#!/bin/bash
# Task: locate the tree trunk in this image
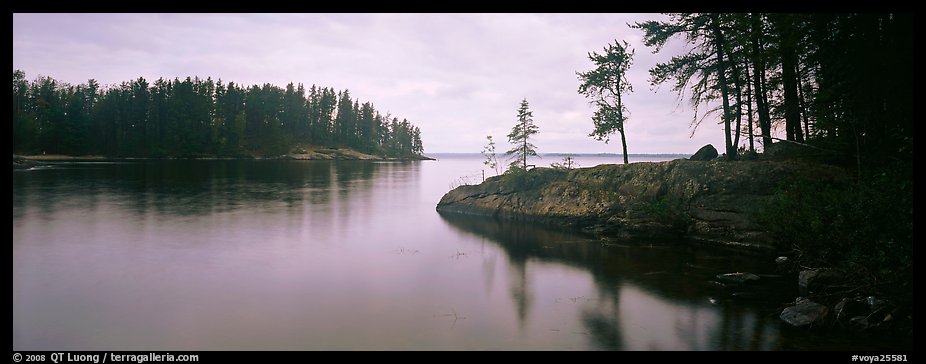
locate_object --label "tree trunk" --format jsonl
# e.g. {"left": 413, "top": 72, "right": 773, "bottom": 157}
{"left": 619, "top": 127, "right": 629, "bottom": 164}
{"left": 730, "top": 54, "right": 743, "bottom": 151}
{"left": 797, "top": 67, "right": 811, "bottom": 139}
{"left": 616, "top": 78, "right": 628, "bottom": 164}
{"left": 711, "top": 14, "right": 736, "bottom": 160}
{"left": 522, "top": 124, "right": 527, "bottom": 170}
{"left": 776, "top": 14, "right": 804, "bottom": 143}
{"left": 750, "top": 13, "right": 773, "bottom": 148}
{"left": 745, "top": 65, "right": 755, "bottom": 152}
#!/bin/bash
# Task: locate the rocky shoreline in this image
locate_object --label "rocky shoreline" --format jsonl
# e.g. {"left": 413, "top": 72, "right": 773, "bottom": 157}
{"left": 437, "top": 158, "right": 846, "bottom": 251}
{"left": 436, "top": 157, "right": 911, "bottom": 335}
{"left": 13, "top": 147, "right": 434, "bottom": 168}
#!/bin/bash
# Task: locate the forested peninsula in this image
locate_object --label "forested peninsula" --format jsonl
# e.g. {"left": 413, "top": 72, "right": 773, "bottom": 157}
{"left": 439, "top": 13, "right": 912, "bottom": 333}
{"left": 12, "top": 71, "right": 427, "bottom": 160}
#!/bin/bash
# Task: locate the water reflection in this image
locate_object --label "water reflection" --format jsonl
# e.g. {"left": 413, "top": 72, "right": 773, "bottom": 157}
{"left": 15, "top": 158, "right": 906, "bottom": 350}
{"left": 439, "top": 212, "right": 782, "bottom": 350}
{"left": 13, "top": 160, "right": 406, "bottom": 219}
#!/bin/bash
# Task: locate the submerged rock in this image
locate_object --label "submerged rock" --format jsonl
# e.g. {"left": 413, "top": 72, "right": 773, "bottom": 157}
{"left": 780, "top": 298, "right": 829, "bottom": 327}
{"left": 716, "top": 272, "right": 761, "bottom": 284}
{"left": 775, "top": 256, "right": 789, "bottom": 264}
{"left": 690, "top": 144, "right": 719, "bottom": 161}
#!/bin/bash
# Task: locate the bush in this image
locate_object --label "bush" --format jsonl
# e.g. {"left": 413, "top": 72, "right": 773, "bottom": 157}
{"left": 500, "top": 167, "right": 564, "bottom": 190}
{"left": 756, "top": 173, "right": 912, "bottom": 295}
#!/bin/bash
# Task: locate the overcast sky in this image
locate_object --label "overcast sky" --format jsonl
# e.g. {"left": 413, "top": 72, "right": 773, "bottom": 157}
{"left": 13, "top": 13, "right": 728, "bottom": 154}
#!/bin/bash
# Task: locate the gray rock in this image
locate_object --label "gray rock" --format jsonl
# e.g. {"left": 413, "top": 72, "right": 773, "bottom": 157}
{"left": 716, "top": 272, "right": 761, "bottom": 284}
{"left": 435, "top": 158, "right": 848, "bottom": 249}
{"left": 798, "top": 269, "right": 842, "bottom": 295}
{"left": 690, "top": 144, "right": 719, "bottom": 161}
{"left": 780, "top": 299, "right": 829, "bottom": 327}
{"left": 764, "top": 142, "right": 807, "bottom": 159}
{"left": 798, "top": 270, "right": 818, "bottom": 292}
{"left": 775, "top": 256, "right": 789, "bottom": 264}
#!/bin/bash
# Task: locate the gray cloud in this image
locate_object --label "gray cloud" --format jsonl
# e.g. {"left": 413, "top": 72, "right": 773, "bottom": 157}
{"left": 13, "top": 13, "right": 725, "bottom": 153}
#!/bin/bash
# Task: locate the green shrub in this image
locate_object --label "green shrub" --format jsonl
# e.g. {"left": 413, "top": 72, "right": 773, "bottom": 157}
{"left": 756, "top": 174, "right": 912, "bottom": 294}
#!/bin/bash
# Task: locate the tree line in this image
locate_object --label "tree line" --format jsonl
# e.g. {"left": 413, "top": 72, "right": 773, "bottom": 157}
{"left": 571, "top": 13, "right": 910, "bottom": 170}
{"left": 12, "top": 71, "right": 425, "bottom": 158}
{"left": 630, "top": 13, "right": 911, "bottom": 169}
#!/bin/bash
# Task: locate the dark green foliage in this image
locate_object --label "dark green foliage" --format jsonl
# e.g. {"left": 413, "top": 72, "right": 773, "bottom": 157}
{"left": 633, "top": 13, "right": 740, "bottom": 159}
{"left": 633, "top": 13, "right": 911, "bottom": 168}
{"left": 500, "top": 167, "right": 565, "bottom": 191}
{"left": 757, "top": 173, "right": 912, "bottom": 294}
{"left": 506, "top": 98, "right": 539, "bottom": 170}
{"left": 633, "top": 14, "right": 912, "bottom": 299}
{"left": 11, "top": 71, "right": 425, "bottom": 158}
{"left": 577, "top": 40, "right": 634, "bottom": 164}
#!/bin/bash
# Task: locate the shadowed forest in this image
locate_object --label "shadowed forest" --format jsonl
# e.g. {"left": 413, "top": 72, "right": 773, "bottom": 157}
{"left": 12, "top": 73, "right": 425, "bottom": 158}
{"left": 632, "top": 13, "right": 910, "bottom": 168}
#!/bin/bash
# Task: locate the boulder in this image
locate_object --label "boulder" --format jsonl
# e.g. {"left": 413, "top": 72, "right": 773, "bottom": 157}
{"left": 764, "top": 142, "right": 806, "bottom": 159}
{"left": 798, "top": 269, "right": 842, "bottom": 295}
{"left": 780, "top": 298, "right": 829, "bottom": 327}
{"left": 689, "top": 144, "right": 719, "bottom": 161}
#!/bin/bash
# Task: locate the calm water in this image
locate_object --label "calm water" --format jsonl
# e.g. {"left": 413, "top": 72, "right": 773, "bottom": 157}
{"left": 12, "top": 155, "right": 902, "bottom": 350}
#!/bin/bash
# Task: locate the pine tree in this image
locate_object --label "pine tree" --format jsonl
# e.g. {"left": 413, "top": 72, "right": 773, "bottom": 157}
{"left": 577, "top": 40, "right": 634, "bottom": 164}
{"left": 506, "top": 98, "right": 539, "bottom": 170}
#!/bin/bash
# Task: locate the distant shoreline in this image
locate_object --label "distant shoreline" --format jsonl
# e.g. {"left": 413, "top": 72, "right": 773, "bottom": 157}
{"left": 427, "top": 152, "right": 691, "bottom": 158}
{"left": 14, "top": 149, "right": 435, "bottom": 166}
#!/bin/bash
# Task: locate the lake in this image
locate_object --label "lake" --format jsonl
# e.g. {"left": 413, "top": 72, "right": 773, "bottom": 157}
{"left": 12, "top": 155, "right": 902, "bottom": 350}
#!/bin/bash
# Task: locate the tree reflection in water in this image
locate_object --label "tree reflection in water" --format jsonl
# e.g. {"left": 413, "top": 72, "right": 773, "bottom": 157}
{"left": 439, "top": 212, "right": 782, "bottom": 350}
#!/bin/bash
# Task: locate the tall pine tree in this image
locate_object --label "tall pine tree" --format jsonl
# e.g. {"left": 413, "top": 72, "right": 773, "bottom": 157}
{"left": 577, "top": 40, "right": 634, "bottom": 164}
{"left": 506, "top": 98, "right": 539, "bottom": 170}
